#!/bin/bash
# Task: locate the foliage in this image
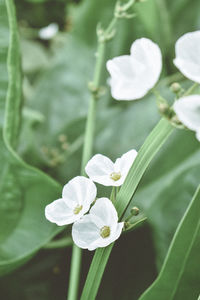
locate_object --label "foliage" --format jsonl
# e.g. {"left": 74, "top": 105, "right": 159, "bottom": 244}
{"left": 0, "top": 0, "right": 200, "bottom": 299}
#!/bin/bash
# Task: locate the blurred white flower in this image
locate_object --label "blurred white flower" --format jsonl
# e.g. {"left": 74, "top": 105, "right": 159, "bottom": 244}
{"left": 72, "top": 198, "right": 124, "bottom": 251}
{"left": 106, "top": 38, "right": 162, "bottom": 100}
{"left": 85, "top": 149, "right": 137, "bottom": 186}
{"left": 174, "top": 31, "right": 200, "bottom": 83}
{"left": 45, "top": 176, "right": 97, "bottom": 226}
{"left": 174, "top": 95, "right": 200, "bottom": 141}
{"left": 39, "top": 23, "right": 58, "bottom": 40}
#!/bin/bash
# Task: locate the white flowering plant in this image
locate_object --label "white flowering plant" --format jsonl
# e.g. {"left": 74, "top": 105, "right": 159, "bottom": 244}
{"left": 1, "top": 0, "right": 200, "bottom": 300}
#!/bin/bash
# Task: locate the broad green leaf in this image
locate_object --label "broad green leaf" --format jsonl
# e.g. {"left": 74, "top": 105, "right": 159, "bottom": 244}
{"left": 0, "top": 0, "right": 62, "bottom": 275}
{"left": 11, "top": 0, "right": 200, "bottom": 297}
{"left": 80, "top": 118, "right": 174, "bottom": 300}
{"left": 138, "top": 184, "right": 200, "bottom": 300}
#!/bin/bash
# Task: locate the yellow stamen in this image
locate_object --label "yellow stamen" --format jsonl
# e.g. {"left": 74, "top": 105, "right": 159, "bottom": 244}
{"left": 73, "top": 205, "right": 83, "bottom": 215}
{"left": 110, "top": 172, "right": 121, "bottom": 181}
{"left": 100, "top": 226, "right": 110, "bottom": 238}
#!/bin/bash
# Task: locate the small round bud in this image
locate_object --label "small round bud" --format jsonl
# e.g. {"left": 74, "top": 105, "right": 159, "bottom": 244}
{"left": 131, "top": 206, "right": 139, "bottom": 216}
{"left": 58, "top": 134, "right": 67, "bottom": 143}
{"left": 170, "top": 82, "right": 181, "bottom": 94}
{"left": 158, "top": 102, "right": 169, "bottom": 114}
{"left": 61, "top": 142, "right": 69, "bottom": 151}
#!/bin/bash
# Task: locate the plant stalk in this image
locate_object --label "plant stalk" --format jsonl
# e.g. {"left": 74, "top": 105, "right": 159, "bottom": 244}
{"left": 67, "top": 38, "right": 106, "bottom": 300}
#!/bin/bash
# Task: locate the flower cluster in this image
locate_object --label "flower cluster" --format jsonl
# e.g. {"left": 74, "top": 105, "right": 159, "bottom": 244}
{"left": 106, "top": 31, "right": 200, "bottom": 142}
{"left": 45, "top": 31, "right": 200, "bottom": 250}
{"left": 45, "top": 150, "right": 137, "bottom": 250}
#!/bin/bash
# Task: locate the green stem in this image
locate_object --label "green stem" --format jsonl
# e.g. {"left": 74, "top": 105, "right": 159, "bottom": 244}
{"left": 80, "top": 42, "right": 106, "bottom": 175}
{"left": 67, "top": 244, "right": 82, "bottom": 300}
{"left": 67, "top": 8, "right": 120, "bottom": 299}
{"left": 44, "top": 237, "right": 73, "bottom": 249}
{"left": 156, "top": 0, "right": 173, "bottom": 49}
{"left": 67, "top": 30, "right": 107, "bottom": 300}
{"left": 183, "top": 82, "right": 199, "bottom": 97}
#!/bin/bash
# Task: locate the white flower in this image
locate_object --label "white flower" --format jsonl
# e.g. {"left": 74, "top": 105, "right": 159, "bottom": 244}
{"left": 85, "top": 149, "right": 137, "bottom": 186}
{"left": 39, "top": 23, "right": 58, "bottom": 40}
{"left": 72, "top": 198, "right": 124, "bottom": 251}
{"left": 174, "top": 95, "right": 200, "bottom": 141}
{"left": 45, "top": 176, "right": 97, "bottom": 226}
{"left": 174, "top": 31, "right": 200, "bottom": 83}
{"left": 106, "top": 38, "right": 162, "bottom": 101}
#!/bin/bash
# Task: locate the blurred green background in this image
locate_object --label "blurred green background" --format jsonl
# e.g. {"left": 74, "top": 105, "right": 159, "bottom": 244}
{"left": 0, "top": 0, "right": 200, "bottom": 299}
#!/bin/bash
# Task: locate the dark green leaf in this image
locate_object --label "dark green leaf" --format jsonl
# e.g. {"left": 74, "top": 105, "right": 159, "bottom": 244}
{"left": 0, "top": 0, "right": 62, "bottom": 275}
{"left": 139, "top": 184, "right": 200, "bottom": 300}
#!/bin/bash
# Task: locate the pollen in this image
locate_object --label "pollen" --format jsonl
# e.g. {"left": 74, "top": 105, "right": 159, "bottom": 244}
{"left": 100, "top": 226, "right": 111, "bottom": 238}
{"left": 110, "top": 172, "right": 121, "bottom": 181}
{"left": 73, "top": 205, "right": 83, "bottom": 215}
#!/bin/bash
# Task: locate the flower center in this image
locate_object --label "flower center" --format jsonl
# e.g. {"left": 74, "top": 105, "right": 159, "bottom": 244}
{"left": 110, "top": 172, "right": 121, "bottom": 181}
{"left": 100, "top": 226, "right": 111, "bottom": 238}
{"left": 73, "top": 205, "right": 83, "bottom": 215}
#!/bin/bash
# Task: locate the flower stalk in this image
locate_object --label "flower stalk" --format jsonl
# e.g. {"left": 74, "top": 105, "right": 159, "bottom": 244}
{"left": 67, "top": 9, "right": 120, "bottom": 300}
{"left": 67, "top": 1, "right": 138, "bottom": 298}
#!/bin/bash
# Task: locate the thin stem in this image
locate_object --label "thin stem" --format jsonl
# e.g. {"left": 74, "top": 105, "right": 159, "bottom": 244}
{"left": 183, "top": 82, "right": 199, "bottom": 97}
{"left": 105, "top": 17, "right": 117, "bottom": 36}
{"left": 44, "top": 237, "right": 73, "bottom": 249}
{"left": 156, "top": 0, "right": 173, "bottom": 49}
{"left": 68, "top": 8, "right": 121, "bottom": 298}
{"left": 67, "top": 244, "right": 82, "bottom": 300}
{"left": 68, "top": 27, "right": 107, "bottom": 300}
{"left": 81, "top": 42, "right": 106, "bottom": 175}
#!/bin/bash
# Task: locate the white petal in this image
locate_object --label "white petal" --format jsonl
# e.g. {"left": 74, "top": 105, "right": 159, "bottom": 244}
{"left": 87, "top": 222, "right": 124, "bottom": 251}
{"left": 174, "top": 95, "right": 200, "bottom": 131}
{"left": 195, "top": 130, "right": 200, "bottom": 141}
{"left": 38, "top": 23, "right": 58, "bottom": 40}
{"left": 106, "top": 38, "right": 162, "bottom": 101}
{"left": 90, "top": 198, "right": 118, "bottom": 228}
{"left": 85, "top": 154, "right": 115, "bottom": 186}
{"left": 62, "top": 176, "right": 97, "bottom": 213}
{"left": 45, "top": 198, "right": 76, "bottom": 226}
{"left": 114, "top": 149, "right": 138, "bottom": 185}
{"left": 130, "top": 38, "right": 162, "bottom": 87}
{"left": 174, "top": 31, "right": 200, "bottom": 83}
{"left": 72, "top": 198, "right": 124, "bottom": 251}
{"left": 72, "top": 215, "right": 100, "bottom": 249}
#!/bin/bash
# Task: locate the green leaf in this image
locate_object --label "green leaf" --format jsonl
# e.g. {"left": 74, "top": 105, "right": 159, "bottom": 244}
{"left": 116, "top": 118, "right": 173, "bottom": 218}
{"left": 131, "top": 135, "right": 200, "bottom": 270}
{"left": 3, "top": 0, "right": 22, "bottom": 148}
{"left": 80, "top": 118, "right": 174, "bottom": 300}
{"left": 138, "top": 184, "right": 200, "bottom": 300}
{"left": 0, "top": 0, "right": 62, "bottom": 275}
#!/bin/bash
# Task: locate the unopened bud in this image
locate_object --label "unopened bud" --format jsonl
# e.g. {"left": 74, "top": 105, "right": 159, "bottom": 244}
{"left": 170, "top": 82, "right": 181, "bottom": 94}
{"left": 158, "top": 102, "right": 170, "bottom": 114}
{"left": 131, "top": 206, "right": 139, "bottom": 216}
{"left": 58, "top": 134, "right": 67, "bottom": 143}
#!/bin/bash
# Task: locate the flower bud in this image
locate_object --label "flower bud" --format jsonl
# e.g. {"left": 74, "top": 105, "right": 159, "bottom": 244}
{"left": 158, "top": 102, "right": 170, "bottom": 114}
{"left": 170, "top": 82, "right": 181, "bottom": 94}
{"left": 131, "top": 206, "right": 139, "bottom": 216}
